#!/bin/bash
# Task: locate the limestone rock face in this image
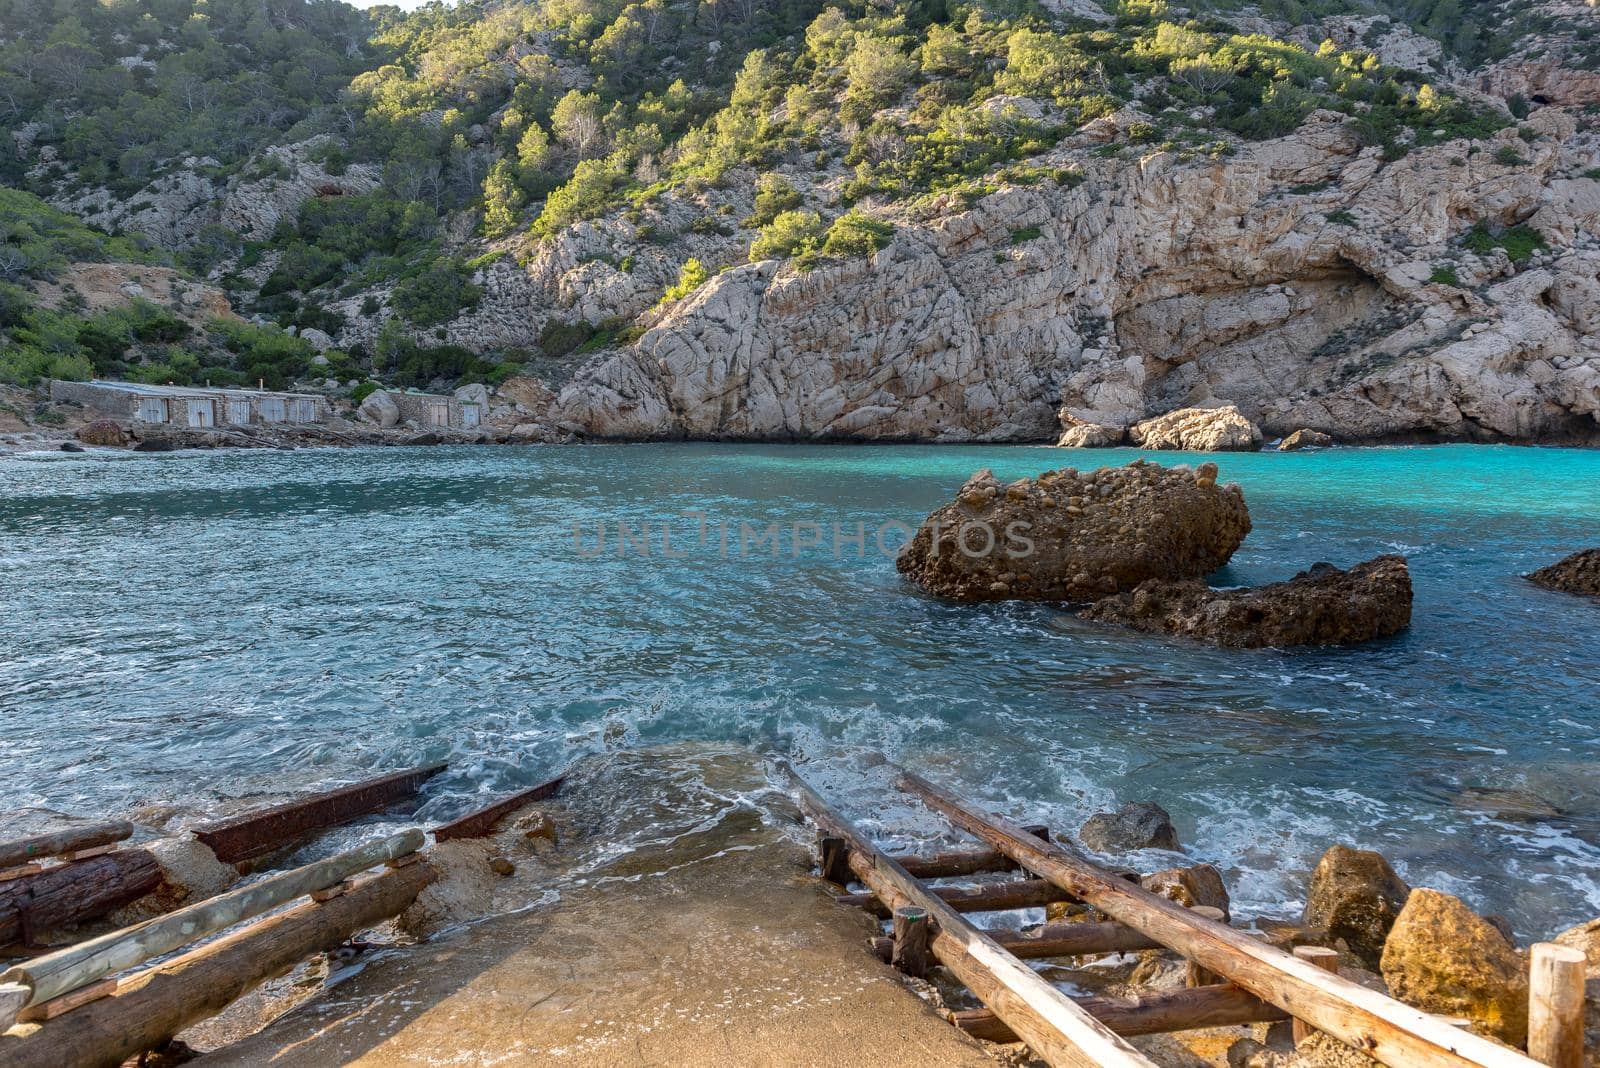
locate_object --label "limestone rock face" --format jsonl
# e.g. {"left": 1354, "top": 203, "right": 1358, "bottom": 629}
{"left": 1279, "top": 428, "right": 1335, "bottom": 451}
{"left": 1141, "top": 863, "right": 1230, "bottom": 921}
{"left": 1527, "top": 548, "right": 1600, "bottom": 596}
{"left": 1131, "top": 405, "right": 1264, "bottom": 452}
{"left": 1303, "top": 845, "right": 1411, "bottom": 968}
{"left": 895, "top": 460, "right": 1251, "bottom": 603}
{"left": 357, "top": 390, "right": 401, "bottom": 428}
{"left": 1057, "top": 410, "right": 1127, "bottom": 448}
{"left": 1082, "top": 555, "right": 1413, "bottom": 648}
{"left": 76, "top": 420, "right": 128, "bottom": 447}
{"left": 1380, "top": 888, "right": 1529, "bottom": 1045}
{"left": 1079, "top": 801, "right": 1181, "bottom": 853}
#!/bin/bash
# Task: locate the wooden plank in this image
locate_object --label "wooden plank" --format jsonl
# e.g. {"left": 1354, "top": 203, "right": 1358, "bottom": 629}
{"left": 0, "top": 863, "right": 432, "bottom": 1068}
{"left": 835, "top": 878, "right": 1077, "bottom": 918}
{"left": 951, "top": 983, "right": 1291, "bottom": 1042}
{"left": 777, "top": 762, "right": 1155, "bottom": 1068}
{"left": 1528, "top": 943, "right": 1585, "bottom": 1068}
{"left": 0, "top": 830, "right": 423, "bottom": 1018}
{"left": 55, "top": 846, "right": 118, "bottom": 863}
{"left": 0, "top": 867, "right": 42, "bottom": 885}
{"left": 0, "top": 851, "right": 163, "bottom": 949}
{"left": 0, "top": 825, "right": 134, "bottom": 872}
{"left": 891, "top": 826, "right": 1050, "bottom": 879}
{"left": 431, "top": 772, "right": 565, "bottom": 842}
{"left": 17, "top": 978, "right": 117, "bottom": 1023}
{"left": 895, "top": 769, "right": 1544, "bottom": 1068}
{"left": 195, "top": 764, "right": 446, "bottom": 864}
{"left": 874, "top": 918, "right": 1162, "bottom": 962}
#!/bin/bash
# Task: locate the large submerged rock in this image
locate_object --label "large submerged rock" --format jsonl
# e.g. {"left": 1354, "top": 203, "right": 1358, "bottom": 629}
{"left": 1303, "top": 844, "right": 1411, "bottom": 968}
{"left": 1082, "top": 555, "right": 1412, "bottom": 648}
{"left": 1131, "top": 405, "right": 1264, "bottom": 452}
{"left": 1079, "top": 801, "right": 1181, "bottom": 854}
{"left": 1527, "top": 548, "right": 1600, "bottom": 597}
{"left": 1380, "top": 888, "right": 1529, "bottom": 1045}
{"left": 895, "top": 460, "right": 1251, "bottom": 603}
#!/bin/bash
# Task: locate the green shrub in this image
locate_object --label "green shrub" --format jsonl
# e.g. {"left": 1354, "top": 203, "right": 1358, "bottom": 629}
{"left": 1429, "top": 265, "right": 1460, "bottom": 286}
{"left": 539, "top": 319, "right": 599, "bottom": 358}
{"left": 1128, "top": 121, "right": 1160, "bottom": 143}
{"left": 659, "top": 258, "right": 710, "bottom": 304}
{"left": 1011, "top": 225, "right": 1043, "bottom": 245}
{"left": 350, "top": 381, "right": 381, "bottom": 405}
{"left": 1327, "top": 210, "right": 1357, "bottom": 226}
{"left": 1463, "top": 223, "right": 1547, "bottom": 264}
{"left": 750, "top": 210, "right": 825, "bottom": 263}
{"left": 391, "top": 263, "right": 481, "bottom": 327}
{"left": 745, "top": 175, "right": 804, "bottom": 229}
{"left": 1493, "top": 145, "right": 1528, "bottom": 166}
{"left": 1584, "top": 168, "right": 1600, "bottom": 180}
{"left": 821, "top": 212, "right": 894, "bottom": 258}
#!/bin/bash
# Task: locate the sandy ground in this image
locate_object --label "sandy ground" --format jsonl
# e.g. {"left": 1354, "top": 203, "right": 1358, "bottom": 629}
{"left": 196, "top": 748, "right": 1003, "bottom": 1068}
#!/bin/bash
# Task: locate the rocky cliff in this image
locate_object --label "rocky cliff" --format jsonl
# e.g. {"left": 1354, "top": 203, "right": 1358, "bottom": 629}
{"left": 549, "top": 107, "right": 1600, "bottom": 444}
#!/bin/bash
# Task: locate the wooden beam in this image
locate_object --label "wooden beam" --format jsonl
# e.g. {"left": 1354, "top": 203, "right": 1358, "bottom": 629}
{"left": 0, "top": 825, "right": 134, "bottom": 872}
{"left": 1293, "top": 946, "right": 1341, "bottom": 1045}
{"left": 951, "top": 983, "right": 1291, "bottom": 1042}
{"left": 777, "top": 763, "right": 1155, "bottom": 1068}
{"left": 891, "top": 826, "right": 1049, "bottom": 880}
{"left": 835, "top": 878, "right": 1077, "bottom": 918}
{"left": 0, "top": 830, "right": 423, "bottom": 1018}
{"left": 1527, "top": 943, "right": 1585, "bottom": 1068}
{"left": 0, "top": 851, "right": 162, "bottom": 949}
{"left": 895, "top": 770, "right": 1545, "bottom": 1068}
{"left": 874, "top": 918, "right": 1162, "bottom": 962}
{"left": 195, "top": 764, "right": 446, "bottom": 864}
{"left": 0, "top": 862, "right": 433, "bottom": 1068}
{"left": 431, "top": 773, "right": 565, "bottom": 842}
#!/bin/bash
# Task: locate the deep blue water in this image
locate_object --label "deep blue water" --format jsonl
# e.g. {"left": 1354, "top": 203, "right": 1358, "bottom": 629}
{"left": 2, "top": 443, "right": 1598, "bottom": 935}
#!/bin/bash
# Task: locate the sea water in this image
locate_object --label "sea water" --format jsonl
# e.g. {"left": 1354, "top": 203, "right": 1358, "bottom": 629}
{"left": 2, "top": 442, "right": 1597, "bottom": 934}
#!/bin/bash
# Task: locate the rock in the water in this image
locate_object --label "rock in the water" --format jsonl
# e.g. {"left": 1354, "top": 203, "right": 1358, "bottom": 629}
{"left": 406, "top": 431, "right": 442, "bottom": 446}
{"left": 895, "top": 460, "right": 1251, "bottom": 603}
{"left": 357, "top": 389, "right": 401, "bottom": 429}
{"left": 1279, "top": 428, "right": 1335, "bottom": 451}
{"left": 1379, "top": 888, "right": 1529, "bottom": 1045}
{"left": 132, "top": 438, "right": 175, "bottom": 452}
{"left": 1056, "top": 410, "right": 1126, "bottom": 448}
{"left": 1082, "top": 555, "right": 1413, "bottom": 648}
{"left": 1527, "top": 548, "right": 1600, "bottom": 597}
{"left": 1079, "top": 801, "right": 1181, "bottom": 853}
{"left": 59, "top": 441, "right": 85, "bottom": 452}
{"left": 77, "top": 419, "right": 128, "bottom": 447}
{"left": 1303, "top": 845, "right": 1411, "bottom": 968}
{"left": 1141, "top": 863, "right": 1230, "bottom": 920}
{"left": 1131, "top": 405, "right": 1263, "bottom": 452}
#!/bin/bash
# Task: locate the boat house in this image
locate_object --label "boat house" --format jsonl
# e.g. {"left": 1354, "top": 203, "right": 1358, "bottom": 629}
{"left": 50, "top": 380, "right": 330, "bottom": 429}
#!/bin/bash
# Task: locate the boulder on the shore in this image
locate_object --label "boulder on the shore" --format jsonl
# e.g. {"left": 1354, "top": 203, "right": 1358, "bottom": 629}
{"left": 1141, "top": 863, "right": 1230, "bottom": 920}
{"left": 132, "top": 437, "right": 175, "bottom": 452}
{"left": 1130, "top": 405, "right": 1263, "bottom": 452}
{"left": 1279, "top": 428, "right": 1335, "bottom": 451}
{"left": 1303, "top": 844, "right": 1411, "bottom": 968}
{"left": 1379, "top": 888, "right": 1529, "bottom": 1045}
{"left": 1079, "top": 801, "right": 1181, "bottom": 853}
{"left": 1056, "top": 411, "right": 1126, "bottom": 448}
{"left": 357, "top": 389, "right": 401, "bottom": 428}
{"left": 76, "top": 419, "right": 128, "bottom": 447}
{"left": 1081, "top": 555, "right": 1413, "bottom": 648}
{"left": 110, "top": 836, "right": 237, "bottom": 924}
{"left": 1527, "top": 548, "right": 1600, "bottom": 597}
{"left": 60, "top": 441, "right": 84, "bottom": 452}
{"left": 895, "top": 460, "right": 1251, "bottom": 603}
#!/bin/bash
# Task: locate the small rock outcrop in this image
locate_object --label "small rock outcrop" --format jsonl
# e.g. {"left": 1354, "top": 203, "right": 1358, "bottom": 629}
{"left": 1056, "top": 411, "right": 1126, "bottom": 448}
{"left": 357, "top": 390, "right": 401, "bottom": 429}
{"left": 1303, "top": 844, "right": 1411, "bottom": 968}
{"left": 1527, "top": 548, "right": 1600, "bottom": 597}
{"left": 1379, "top": 888, "right": 1529, "bottom": 1045}
{"left": 1082, "top": 555, "right": 1413, "bottom": 648}
{"left": 895, "top": 460, "right": 1251, "bottom": 603}
{"left": 1140, "top": 863, "right": 1230, "bottom": 921}
{"left": 1130, "top": 405, "right": 1264, "bottom": 452}
{"left": 1079, "top": 802, "right": 1181, "bottom": 854}
{"left": 76, "top": 420, "right": 128, "bottom": 447}
{"left": 1279, "top": 428, "right": 1335, "bottom": 451}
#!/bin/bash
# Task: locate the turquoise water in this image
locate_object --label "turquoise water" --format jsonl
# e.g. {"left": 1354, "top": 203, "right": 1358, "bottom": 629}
{"left": 3, "top": 443, "right": 1599, "bottom": 935}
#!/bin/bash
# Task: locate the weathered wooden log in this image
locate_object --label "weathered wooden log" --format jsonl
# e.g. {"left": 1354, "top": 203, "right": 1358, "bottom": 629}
{"left": 891, "top": 906, "right": 931, "bottom": 978}
{"left": 431, "top": 772, "right": 565, "bottom": 842}
{"left": 0, "top": 851, "right": 162, "bottom": 948}
{"left": 836, "top": 878, "right": 1077, "bottom": 917}
{"left": 951, "top": 983, "right": 1291, "bottom": 1042}
{"left": 873, "top": 917, "right": 1163, "bottom": 963}
{"left": 892, "top": 826, "right": 1050, "bottom": 879}
{"left": 1292, "top": 945, "right": 1341, "bottom": 1045}
{"left": 195, "top": 764, "right": 445, "bottom": 864}
{"left": 1528, "top": 943, "right": 1585, "bottom": 1068}
{"left": 0, "top": 824, "right": 134, "bottom": 872}
{"left": 0, "top": 830, "right": 423, "bottom": 1017}
{"left": 778, "top": 762, "right": 1155, "bottom": 1068}
{"left": 896, "top": 769, "right": 1544, "bottom": 1068}
{"left": 0, "top": 862, "right": 433, "bottom": 1068}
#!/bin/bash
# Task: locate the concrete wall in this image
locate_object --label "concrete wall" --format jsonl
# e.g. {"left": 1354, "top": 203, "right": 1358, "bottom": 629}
{"left": 50, "top": 381, "right": 329, "bottom": 427}
{"left": 387, "top": 392, "right": 478, "bottom": 429}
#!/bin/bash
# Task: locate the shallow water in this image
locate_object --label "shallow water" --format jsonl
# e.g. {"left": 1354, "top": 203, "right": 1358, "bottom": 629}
{"left": 3, "top": 442, "right": 1598, "bottom": 935}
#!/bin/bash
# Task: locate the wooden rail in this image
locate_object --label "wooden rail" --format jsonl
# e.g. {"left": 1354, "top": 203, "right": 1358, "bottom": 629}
{"left": 432, "top": 772, "right": 565, "bottom": 842}
{"left": 0, "top": 829, "right": 423, "bottom": 1026}
{"left": 836, "top": 877, "right": 1076, "bottom": 917}
{"left": 872, "top": 918, "right": 1161, "bottom": 962}
{"left": 194, "top": 763, "right": 446, "bottom": 864}
{"left": 0, "top": 824, "right": 134, "bottom": 873}
{"left": 951, "top": 983, "right": 1290, "bottom": 1042}
{"left": 777, "top": 762, "right": 1156, "bottom": 1068}
{"left": 894, "top": 769, "right": 1546, "bottom": 1068}
{"left": 0, "top": 851, "right": 161, "bottom": 949}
